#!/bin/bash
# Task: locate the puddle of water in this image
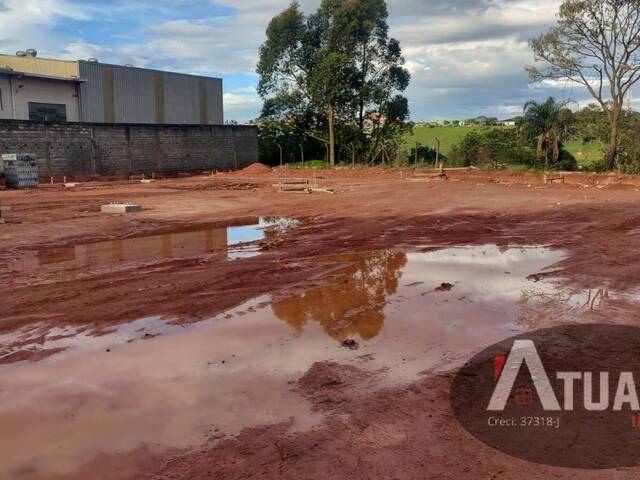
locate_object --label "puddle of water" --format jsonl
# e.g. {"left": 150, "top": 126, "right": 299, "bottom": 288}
{"left": 0, "top": 217, "right": 296, "bottom": 274}
{"left": 0, "top": 245, "right": 612, "bottom": 479}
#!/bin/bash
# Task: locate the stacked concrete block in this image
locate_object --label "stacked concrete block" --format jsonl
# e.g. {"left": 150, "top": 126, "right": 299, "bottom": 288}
{"left": 2, "top": 153, "right": 38, "bottom": 189}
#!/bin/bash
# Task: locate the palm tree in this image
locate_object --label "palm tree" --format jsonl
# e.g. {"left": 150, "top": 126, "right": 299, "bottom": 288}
{"left": 522, "top": 97, "right": 567, "bottom": 169}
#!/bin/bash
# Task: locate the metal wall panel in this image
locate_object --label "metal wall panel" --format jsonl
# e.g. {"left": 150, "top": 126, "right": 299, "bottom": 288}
{"left": 79, "top": 61, "right": 223, "bottom": 125}
{"left": 199, "top": 78, "right": 208, "bottom": 125}
{"left": 163, "top": 73, "right": 200, "bottom": 124}
{"left": 102, "top": 66, "right": 115, "bottom": 123}
{"left": 207, "top": 78, "right": 224, "bottom": 124}
{"left": 113, "top": 67, "right": 156, "bottom": 123}
{"left": 78, "top": 61, "right": 105, "bottom": 123}
{"left": 154, "top": 73, "right": 165, "bottom": 124}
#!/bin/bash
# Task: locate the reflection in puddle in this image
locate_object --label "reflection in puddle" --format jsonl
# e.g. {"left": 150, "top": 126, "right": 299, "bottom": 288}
{"left": 0, "top": 245, "right": 616, "bottom": 479}
{"left": 272, "top": 251, "right": 407, "bottom": 341}
{"left": 0, "top": 217, "right": 296, "bottom": 274}
{"left": 0, "top": 317, "right": 189, "bottom": 363}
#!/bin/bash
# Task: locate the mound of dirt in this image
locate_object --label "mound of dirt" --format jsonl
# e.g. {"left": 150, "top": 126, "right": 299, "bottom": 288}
{"left": 298, "top": 361, "right": 371, "bottom": 396}
{"left": 236, "top": 163, "right": 272, "bottom": 176}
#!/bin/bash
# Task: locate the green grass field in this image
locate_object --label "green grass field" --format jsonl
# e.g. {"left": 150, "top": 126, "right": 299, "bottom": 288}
{"left": 563, "top": 138, "right": 604, "bottom": 168}
{"left": 404, "top": 125, "right": 490, "bottom": 155}
{"left": 405, "top": 125, "right": 605, "bottom": 168}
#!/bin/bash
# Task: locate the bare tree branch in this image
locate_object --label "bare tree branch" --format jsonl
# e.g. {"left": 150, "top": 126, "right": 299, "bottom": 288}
{"left": 528, "top": 0, "right": 640, "bottom": 169}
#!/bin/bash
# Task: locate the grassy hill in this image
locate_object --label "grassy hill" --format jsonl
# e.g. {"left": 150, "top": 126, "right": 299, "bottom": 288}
{"left": 562, "top": 138, "right": 604, "bottom": 169}
{"left": 404, "top": 125, "right": 491, "bottom": 155}
{"left": 405, "top": 125, "right": 604, "bottom": 168}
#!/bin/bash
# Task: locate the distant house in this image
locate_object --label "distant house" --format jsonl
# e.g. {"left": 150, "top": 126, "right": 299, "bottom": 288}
{"left": 498, "top": 119, "right": 517, "bottom": 127}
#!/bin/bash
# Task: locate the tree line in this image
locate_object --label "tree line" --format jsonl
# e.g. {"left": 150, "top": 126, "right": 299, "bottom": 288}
{"left": 256, "top": 0, "right": 640, "bottom": 172}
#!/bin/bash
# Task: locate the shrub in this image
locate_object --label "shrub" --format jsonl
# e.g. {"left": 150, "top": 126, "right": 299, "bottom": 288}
{"left": 449, "top": 128, "right": 577, "bottom": 171}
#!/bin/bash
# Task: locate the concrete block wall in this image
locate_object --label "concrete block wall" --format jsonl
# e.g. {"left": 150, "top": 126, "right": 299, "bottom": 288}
{"left": 0, "top": 120, "right": 257, "bottom": 177}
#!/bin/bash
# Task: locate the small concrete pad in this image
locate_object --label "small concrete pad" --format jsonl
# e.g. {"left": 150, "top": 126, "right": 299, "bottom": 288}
{"left": 64, "top": 183, "right": 79, "bottom": 188}
{"left": 101, "top": 204, "right": 143, "bottom": 214}
{"left": 140, "top": 179, "right": 154, "bottom": 184}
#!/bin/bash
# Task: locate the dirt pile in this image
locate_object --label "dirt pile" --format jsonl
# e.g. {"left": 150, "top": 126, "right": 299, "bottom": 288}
{"left": 235, "top": 163, "right": 272, "bottom": 176}
{"left": 299, "top": 361, "right": 369, "bottom": 393}
{"left": 297, "top": 361, "right": 374, "bottom": 410}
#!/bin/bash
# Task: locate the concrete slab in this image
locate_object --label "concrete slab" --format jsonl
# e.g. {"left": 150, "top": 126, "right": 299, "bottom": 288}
{"left": 64, "top": 183, "right": 79, "bottom": 188}
{"left": 101, "top": 204, "right": 143, "bottom": 214}
{"left": 140, "top": 179, "right": 154, "bottom": 184}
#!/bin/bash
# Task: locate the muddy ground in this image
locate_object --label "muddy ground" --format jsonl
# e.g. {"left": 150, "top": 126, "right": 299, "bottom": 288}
{"left": 2, "top": 166, "right": 640, "bottom": 479}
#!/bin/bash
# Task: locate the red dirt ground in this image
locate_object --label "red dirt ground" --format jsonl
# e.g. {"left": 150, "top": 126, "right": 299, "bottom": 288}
{"left": 2, "top": 167, "right": 640, "bottom": 479}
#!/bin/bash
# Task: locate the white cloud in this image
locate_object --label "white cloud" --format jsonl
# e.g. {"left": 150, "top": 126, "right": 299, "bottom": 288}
{"left": 1, "top": 0, "right": 596, "bottom": 121}
{"left": 224, "top": 91, "right": 261, "bottom": 121}
{"left": 0, "top": 0, "right": 90, "bottom": 57}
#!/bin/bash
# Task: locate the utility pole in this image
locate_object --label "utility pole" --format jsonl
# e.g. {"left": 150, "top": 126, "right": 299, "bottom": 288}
{"left": 415, "top": 142, "right": 419, "bottom": 168}
{"left": 435, "top": 137, "right": 441, "bottom": 168}
{"left": 299, "top": 144, "right": 304, "bottom": 166}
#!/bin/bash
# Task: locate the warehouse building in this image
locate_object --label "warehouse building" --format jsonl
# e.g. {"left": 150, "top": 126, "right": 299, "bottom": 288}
{"left": 0, "top": 50, "right": 224, "bottom": 124}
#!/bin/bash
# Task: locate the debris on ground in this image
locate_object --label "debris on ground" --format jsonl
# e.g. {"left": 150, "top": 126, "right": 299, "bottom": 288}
{"left": 341, "top": 339, "right": 359, "bottom": 350}
{"left": 435, "top": 282, "right": 454, "bottom": 292}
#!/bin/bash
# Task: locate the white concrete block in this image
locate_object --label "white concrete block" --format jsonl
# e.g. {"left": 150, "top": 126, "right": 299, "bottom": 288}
{"left": 101, "top": 204, "right": 143, "bottom": 214}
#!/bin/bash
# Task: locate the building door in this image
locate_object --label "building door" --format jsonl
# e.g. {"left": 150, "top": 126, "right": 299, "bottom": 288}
{"left": 28, "top": 102, "right": 67, "bottom": 122}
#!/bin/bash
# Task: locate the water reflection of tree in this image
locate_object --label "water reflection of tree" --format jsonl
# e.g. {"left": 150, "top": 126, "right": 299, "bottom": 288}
{"left": 271, "top": 251, "right": 407, "bottom": 341}
{"left": 518, "top": 287, "right": 610, "bottom": 328}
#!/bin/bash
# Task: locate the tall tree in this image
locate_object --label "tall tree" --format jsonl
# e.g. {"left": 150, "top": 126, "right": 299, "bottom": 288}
{"left": 528, "top": 0, "right": 640, "bottom": 170}
{"left": 333, "top": 0, "right": 410, "bottom": 161}
{"left": 256, "top": 0, "right": 409, "bottom": 166}
{"left": 522, "top": 97, "right": 567, "bottom": 169}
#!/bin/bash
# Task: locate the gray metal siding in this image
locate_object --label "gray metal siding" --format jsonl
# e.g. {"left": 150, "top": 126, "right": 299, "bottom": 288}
{"left": 78, "top": 61, "right": 224, "bottom": 125}
{"left": 102, "top": 66, "right": 115, "bottom": 123}
{"left": 199, "top": 78, "right": 208, "bottom": 125}
{"left": 113, "top": 67, "right": 156, "bottom": 123}
{"left": 164, "top": 73, "right": 199, "bottom": 124}
{"left": 78, "top": 61, "right": 105, "bottom": 123}
{"left": 207, "top": 78, "right": 223, "bottom": 124}
{"left": 154, "top": 73, "right": 165, "bottom": 124}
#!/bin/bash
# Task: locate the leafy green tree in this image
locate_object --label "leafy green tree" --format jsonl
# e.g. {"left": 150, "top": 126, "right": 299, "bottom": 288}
{"left": 522, "top": 97, "right": 567, "bottom": 168}
{"left": 257, "top": 0, "right": 409, "bottom": 166}
{"left": 557, "top": 107, "right": 576, "bottom": 141}
{"left": 528, "top": 0, "right": 640, "bottom": 170}
{"left": 616, "top": 110, "right": 640, "bottom": 172}
{"left": 574, "top": 104, "right": 610, "bottom": 144}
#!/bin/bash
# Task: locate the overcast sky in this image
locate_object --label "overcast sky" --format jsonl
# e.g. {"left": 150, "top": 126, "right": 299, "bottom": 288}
{"left": 0, "top": 0, "right": 600, "bottom": 122}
